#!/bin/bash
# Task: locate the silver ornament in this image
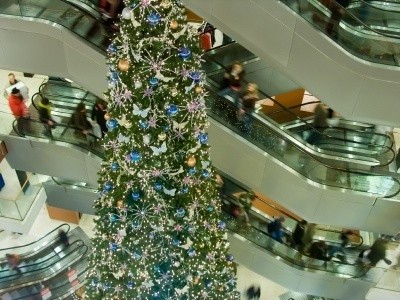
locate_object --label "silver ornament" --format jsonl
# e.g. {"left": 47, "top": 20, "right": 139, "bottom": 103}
{"left": 121, "top": 7, "right": 131, "bottom": 19}
{"left": 143, "top": 134, "right": 151, "bottom": 145}
{"left": 134, "top": 81, "right": 143, "bottom": 89}
{"left": 158, "top": 133, "right": 167, "bottom": 141}
{"left": 171, "top": 88, "right": 178, "bottom": 97}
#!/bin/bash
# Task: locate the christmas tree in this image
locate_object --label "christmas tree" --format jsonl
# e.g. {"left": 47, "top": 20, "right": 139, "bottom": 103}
{"left": 85, "top": 0, "right": 238, "bottom": 299}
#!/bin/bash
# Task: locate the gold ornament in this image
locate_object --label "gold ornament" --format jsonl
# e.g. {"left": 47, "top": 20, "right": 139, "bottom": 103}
{"left": 187, "top": 155, "right": 196, "bottom": 167}
{"left": 116, "top": 200, "right": 124, "bottom": 208}
{"left": 158, "top": 132, "right": 167, "bottom": 141}
{"left": 193, "top": 276, "right": 200, "bottom": 285}
{"left": 195, "top": 86, "right": 203, "bottom": 94}
{"left": 170, "top": 20, "right": 178, "bottom": 29}
{"left": 104, "top": 113, "right": 111, "bottom": 120}
{"left": 118, "top": 59, "right": 130, "bottom": 72}
{"left": 160, "top": 0, "right": 171, "bottom": 8}
{"left": 124, "top": 121, "right": 132, "bottom": 129}
{"left": 171, "top": 88, "right": 178, "bottom": 97}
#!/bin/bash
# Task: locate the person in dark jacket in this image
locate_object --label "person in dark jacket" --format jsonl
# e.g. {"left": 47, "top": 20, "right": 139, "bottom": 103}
{"left": 38, "top": 97, "right": 55, "bottom": 138}
{"left": 218, "top": 62, "right": 245, "bottom": 105}
{"left": 91, "top": 99, "right": 108, "bottom": 137}
{"left": 309, "top": 240, "right": 331, "bottom": 261}
{"left": 292, "top": 220, "right": 308, "bottom": 251}
{"left": 246, "top": 285, "right": 261, "bottom": 300}
{"left": 71, "top": 102, "right": 92, "bottom": 139}
{"left": 267, "top": 216, "right": 285, "bottom": 243}
{"left": 58, "top": 229, "right": 70, "bottom": 248}
{"left": 326, "top": 0, "right": 350, "bottom": 39}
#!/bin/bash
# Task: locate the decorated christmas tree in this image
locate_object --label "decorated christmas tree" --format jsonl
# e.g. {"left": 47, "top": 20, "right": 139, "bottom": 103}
{"left": 85, "top": 0, "right": 238, "bottom": 299}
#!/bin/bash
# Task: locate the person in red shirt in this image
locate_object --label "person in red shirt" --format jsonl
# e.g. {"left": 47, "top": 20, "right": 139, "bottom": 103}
{"left": 8, "top": 88, "right": 30, "bottom": 136}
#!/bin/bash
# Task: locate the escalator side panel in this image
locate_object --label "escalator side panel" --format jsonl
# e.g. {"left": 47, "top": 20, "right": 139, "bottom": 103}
{"left": 181, "top": 0, "right": 400, "bottom": 126}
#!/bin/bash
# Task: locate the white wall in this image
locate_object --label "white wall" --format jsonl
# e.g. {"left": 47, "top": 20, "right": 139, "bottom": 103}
{"left": 182, "top": 0, "right": 400, "bottom": 127}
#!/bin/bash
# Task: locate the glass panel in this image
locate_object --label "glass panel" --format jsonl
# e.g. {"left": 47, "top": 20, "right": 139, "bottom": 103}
{"left": 0, "top": 174, "right": 42, "bottom": 221}
{"left": 0, "top": 0, "right": 22, "bottom": 16}
{"left": 0, "top": 224, "right": 70, "bottom": 260}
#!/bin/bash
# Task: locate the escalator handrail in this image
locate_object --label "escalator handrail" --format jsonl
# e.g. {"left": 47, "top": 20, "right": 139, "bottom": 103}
{"left": 0, "top": 240, "right": 86, "bottom": 282}
{"left": 207, "top": 92, "right": 400, "bottom": 197}
{"left": 353, "top": 0, "right": 400, "bottom": 17}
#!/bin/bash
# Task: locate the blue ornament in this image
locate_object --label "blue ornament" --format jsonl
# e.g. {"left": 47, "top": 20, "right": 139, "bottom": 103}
{"left": 181, "top": 186, "right": 189, "bottom": 194}
{"left": 199, "top": 133, "right": 208, "bottom": 144}
{"left": 229, "top": 276, "right": 235, "bottom": 286}
{"left": 103, "top": 181, "right": 113, "bottom": 192}
{"left": 206, "top": 280, "right": 212, "bottom": 288}
{"left": 187, "top": 248, "right": 196, "bottom": 257}
{"left": 188, "top": 167, "right": 197, "bottom": 175}
{"left": 202, "top": 169, "right": 210, "bottom": 178}
{"left": 172, "top": 239, "right": 181, "bottom": 246}
{"left": 131, "top": 190, "right": 141, "bottom": 201}
{"left": 103, "top": 282, "right": 111, "bottom": 290}
{"left": 226, "top": 254, "right": 234, "bottom": 262}
{"left": 91, "top": 278, "right": 98, "bottom": 286}
{"left": 106, "top": 119, "right": 118, "bottom": 131}
{"left": 207, "top": 205, "right": 214, "bottom": 212}
{"left": 154, "top": 181, "right": 163, "bottom": 191}
{"left": 149, "top": 232, "right": 155, "bottom": 239}
{"left": 127, "top": 281, "right": 134, "bottom": 289}
{"left": 109, "top": 214, "right": 118, "bottom": 223}
{"left": 110, "top": 243, "right": 118, "bottom": 251}
{"left": 110, "top": 71, "right": 119, "bottom": 82}
{"left": 166, "top": 104, "right": 179, "bottom": 117}
{"left": 139, "top": 120, "right": 149, "bottom": 129}
{"left": 189, "top": 71, "right": 201, "bottom": 83}
{"left": 176, "top": 208, "right": 185, "bottom": 218}
{"left": 147, "top": 13, "right": 161, "bottom": 25}
{"left": 130, "top": 151, "right": 141, "bottom": 162}
{"left": 111, "top": 162, "right": 119, "bottom": 171}
{"left": 218, "top": 221, "right": 226, "bottom": 230}
{"left": 149, "top": 77, "right": 159, "bottom": 87}
{"left": 179, "top": 47, "right": 191, "bottom": 60}
{"left": 107, "top": 43, "right": 116, "bottom": 54}
{"left": 132, "top": 251, "right": 142, "bottom": 260}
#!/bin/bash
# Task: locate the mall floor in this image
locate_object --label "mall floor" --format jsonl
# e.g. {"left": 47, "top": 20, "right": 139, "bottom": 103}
{"left": 0, "top": 70, "right": 289, "bottom": 299}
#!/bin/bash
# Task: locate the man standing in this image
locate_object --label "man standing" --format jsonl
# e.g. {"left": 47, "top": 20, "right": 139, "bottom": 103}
{"left": 8, "top": 88, "right": 30, "bottom": 136}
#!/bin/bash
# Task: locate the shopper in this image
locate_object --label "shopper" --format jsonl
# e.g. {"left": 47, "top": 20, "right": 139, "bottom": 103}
{"left": 58, "top": 229, "right": 70, "bottom": 248}
{"left": 237, "top": 83, "right": 259, "bottom": 133}
{"left": 4, "top": 73, "right": 29, "bottom": 100}
{"left": 91, "top": 99, "right": 108, "bottom": 138}
{"left": 218, "top": 61, "right": 245, "bottom": 105}
{"left": 306, "top": 103, "right": 328, "bottom": 145}
{"left": 246, "top": 285, "right": 261, "bottom": 300}
{"left": 267, "top": 216, "right": 285, "bottom": 243}
{"left": 71, "top": 102, "right": 92, "bottom": 140}
{"left": 6, "top": 253, "right": 22, "bottom": 276}
{"left": 8, "top": 88, "right": 30, "bottom": 136}
{"left": 292, "top": 220, "right": 308, "bottom": 251}
{"left": 302, "top": 223, "right": 317, "bottom": 254}
{"left": 38, "top": 97, "right": 55, "bottom": 138}
{"left": 309, "top": 240, "right": 331, "bottom": 262}
{"left": 326, "top": 0, "right": 350, "bottom": 39}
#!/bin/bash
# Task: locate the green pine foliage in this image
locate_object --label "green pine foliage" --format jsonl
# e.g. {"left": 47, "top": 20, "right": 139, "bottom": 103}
{"left": 85, "top": 0, "right": 238, "bottom": 299}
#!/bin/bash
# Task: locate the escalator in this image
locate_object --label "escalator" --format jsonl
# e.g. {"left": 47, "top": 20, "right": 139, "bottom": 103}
{"left": 181, "top": 0, "right": 400, "bottom": 126}
{"left": 0, "top": 239, "right": 87, "bottom": 294}
{"left": 43, "top": 176, "right": 399, "bottom": 300}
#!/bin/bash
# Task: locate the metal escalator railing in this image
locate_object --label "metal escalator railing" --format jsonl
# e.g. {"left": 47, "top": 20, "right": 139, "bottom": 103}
{"left": 0, "top": 240, "right": 88, "bottom": 293}
{"left": 280, "top": 0, "right": 400, "bottom": 66}
{"left": 23, "top": 79, "right": 400, "bottom": 197}
{"left": 0, "top": 224, "right": 70, "bottom": 263}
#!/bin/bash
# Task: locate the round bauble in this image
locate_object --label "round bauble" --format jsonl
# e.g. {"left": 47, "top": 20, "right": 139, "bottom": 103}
{"left": 195, "top": 86, "right": 203, "bottom": 94}
{"left": 187, "top": 155, "right": 196, "bottom": 167}
{"left": 134, "top": 80, "right": 143, "bottom": 89}
{"left": 158, "top": 132, "right": 167, "bottom": 141}
{"left": 193, "top": 277, "right": 200, "bottom": 285}
{"left": 116, "top": 200, "right": 124, "bottom": 208}
{"left": 104, "top": 113, "right": 111, "bottom": 120}
{"left": 118, "top": 59, "right": 130, "bottom": 72}
{"left": 160, "top": 0, "right": 171, "bottom": 8}
{"left": 170, "top": 20, "right": 178, "bottom": 29}
{"left": 171, "top": 88, "right": 178, "bottom": 97}
{"left": 121, "top": 7, "right": 131, "bottom": 19}
{"left": 124, "top": 121, "right": 132, "bottom": 129}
